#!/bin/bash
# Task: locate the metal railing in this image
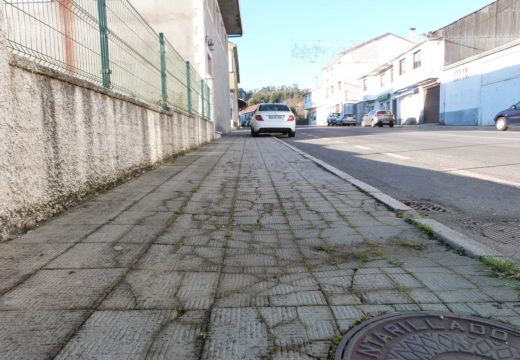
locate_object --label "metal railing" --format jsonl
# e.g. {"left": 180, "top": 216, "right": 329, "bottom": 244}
{"left": 2, "top": 0, "right": 211, "bottom": 119}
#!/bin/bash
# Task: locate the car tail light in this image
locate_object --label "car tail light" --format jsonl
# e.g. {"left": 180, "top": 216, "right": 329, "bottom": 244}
{"left": 287, "top": 115, "right": 295, "bottom": 121}
{"left": 255, "top": 114, "right": 264, "bottom": 121}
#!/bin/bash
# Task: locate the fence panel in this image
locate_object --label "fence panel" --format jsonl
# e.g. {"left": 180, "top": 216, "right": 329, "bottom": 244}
{"left": 2, "top": 0, "right": 211, "bottom": 120}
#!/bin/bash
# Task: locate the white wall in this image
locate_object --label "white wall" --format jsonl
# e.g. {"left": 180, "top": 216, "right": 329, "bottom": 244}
{"left": 441, "top": 40, "right": 520, "bottom": 126}
{"left": 132, "top": 0, "right": 232, "bottom": 133}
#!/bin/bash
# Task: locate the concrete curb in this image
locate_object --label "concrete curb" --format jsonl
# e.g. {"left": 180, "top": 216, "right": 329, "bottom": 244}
{"left": 275, "top": 138, "right": 503, "bottom": 259}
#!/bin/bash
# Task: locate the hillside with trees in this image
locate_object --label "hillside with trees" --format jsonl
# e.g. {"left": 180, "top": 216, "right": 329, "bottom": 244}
{"left": 242, "top": 85, "right": 307, "bottom": 122}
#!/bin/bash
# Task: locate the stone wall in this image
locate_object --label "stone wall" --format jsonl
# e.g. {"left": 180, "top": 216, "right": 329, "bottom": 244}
{"left": 0, "top": 4, "right": 215, "bottom": 237}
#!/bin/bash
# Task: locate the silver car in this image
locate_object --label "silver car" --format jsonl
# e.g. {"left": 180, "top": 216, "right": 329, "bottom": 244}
{"left": 337, "top": 113, "right": 356, "bottom": 126}
{"left": 361, "top": 110, "right": 395, "bottom": 127}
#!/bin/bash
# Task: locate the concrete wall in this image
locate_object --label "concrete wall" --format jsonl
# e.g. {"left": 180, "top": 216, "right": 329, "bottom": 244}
{"left": 441, "top": 40, "right": 520, "bottom": 126}
{"left": 0, "top": 3, "right": 214, "bottom": 238}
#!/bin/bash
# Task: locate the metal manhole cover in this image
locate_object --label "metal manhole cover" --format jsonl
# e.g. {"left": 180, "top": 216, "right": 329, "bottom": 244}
{"left": 335, "top": 312, "right": 520, "bottom": 360}
{"left": 482, "top": 222, "right": 520, "bottom": 245}
{"left": 401, "top": 200, "right": 449, "bottom": 214}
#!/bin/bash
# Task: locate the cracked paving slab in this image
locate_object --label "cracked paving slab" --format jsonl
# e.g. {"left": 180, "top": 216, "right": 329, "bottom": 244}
{"left": 1, "top": 134, "right": 520, "bottom": 359}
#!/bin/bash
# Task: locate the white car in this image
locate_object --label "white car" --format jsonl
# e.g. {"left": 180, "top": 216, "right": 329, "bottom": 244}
{"left": 250, "top": 103, "right": 296, "bottom": 137}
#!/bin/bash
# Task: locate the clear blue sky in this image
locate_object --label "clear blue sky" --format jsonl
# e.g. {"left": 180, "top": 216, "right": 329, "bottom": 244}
{"left": 233, "top": 0, "right": 494, "bottom": 91}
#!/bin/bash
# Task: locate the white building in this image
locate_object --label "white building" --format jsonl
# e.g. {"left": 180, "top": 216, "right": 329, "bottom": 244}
{"left": 318, "top": 33, "right": 412, "bottom": 124}
{"left": 360, "top": 38, "right": 445, "bottom": 124}
{"left": 303, "top": 88, "right": 326, "bottom": 126}
{"left": 441, "top": 39, "right": 520, "bottom": 126}
{"left": 132, "top": 0, "right": 242, "bottom": 133}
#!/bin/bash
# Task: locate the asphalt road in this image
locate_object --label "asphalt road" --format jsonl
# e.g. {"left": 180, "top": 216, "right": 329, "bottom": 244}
{"left": 283, "top": 125, "right": 520, "bottom": 258}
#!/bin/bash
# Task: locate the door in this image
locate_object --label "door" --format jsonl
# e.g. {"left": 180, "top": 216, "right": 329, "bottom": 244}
{"left": 423, "top": 85, "right": 440, "bottom": 124}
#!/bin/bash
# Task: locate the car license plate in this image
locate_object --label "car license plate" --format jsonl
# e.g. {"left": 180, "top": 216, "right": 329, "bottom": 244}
{"left": 269, "top": 115, "right": 283, "bottom": 119}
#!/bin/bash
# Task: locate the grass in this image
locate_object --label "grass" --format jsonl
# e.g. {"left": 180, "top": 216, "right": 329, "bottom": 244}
{"left": 331, "top": 335, "right": 343, "bottom": 346}
{"left": 399, "top": 240, "right": 427, "bottom": 251}
{"left": 481, "top": 257, "right": 520, "bottom": 280}
{"left": 403, "top": 217, "right": 434, "bottom": 239}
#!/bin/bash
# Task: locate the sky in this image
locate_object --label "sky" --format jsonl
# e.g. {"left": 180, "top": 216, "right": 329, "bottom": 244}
{"left": 232, "top": 0, "right": 494, "bottom": 91}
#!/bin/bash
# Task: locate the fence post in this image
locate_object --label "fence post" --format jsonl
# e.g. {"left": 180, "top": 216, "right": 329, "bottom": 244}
{"left": 186, "top": 61, "right": 192, "bottom": 115}
{"left": 159, "top": 33, "right": 168, "bottom": 110}
{"left": 207, "top": 86, "right": 211, "bottom": 121}
{"left": 201, "top": 80, "right": 205, "bottom": 118}
{"left": 97, "top": 0, "right": 111, "bottom": 88}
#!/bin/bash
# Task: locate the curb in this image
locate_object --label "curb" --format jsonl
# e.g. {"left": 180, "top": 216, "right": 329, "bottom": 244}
{"left": 275, "top": 138, "right": 503, "bottom": 259}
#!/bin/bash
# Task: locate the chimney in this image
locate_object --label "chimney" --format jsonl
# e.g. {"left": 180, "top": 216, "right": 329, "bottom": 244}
{"left": 409, "top": 27, "right": 417, "bottom": 43}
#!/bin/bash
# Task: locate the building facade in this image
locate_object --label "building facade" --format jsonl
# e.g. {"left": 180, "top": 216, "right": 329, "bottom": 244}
{"left": 228, "top": 42, "right": 240, "bottom": 128}
{"left": 435, "top": 0, "right": 520, "bottom": 126}
{"left": 319, "top": 33, "right": 412, "bottom": 124}
{"left": 360, "top": 39, "right": 445, "bottom": 124}
{"left": 441, "top": 39, "right": 520, "bottom": 126}
{"left": 132, "top": 0, "right": 242, "bottom": 133}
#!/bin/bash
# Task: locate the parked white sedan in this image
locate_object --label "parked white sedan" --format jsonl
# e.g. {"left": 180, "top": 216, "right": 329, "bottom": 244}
{"left": 250, "top": 103, "right": 296, "bottom": 137}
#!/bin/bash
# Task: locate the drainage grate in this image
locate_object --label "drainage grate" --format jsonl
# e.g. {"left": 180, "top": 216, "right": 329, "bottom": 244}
{"left": 481, "top": 222, "right": 520, "bottom": 245}
{"left": 401, "top": 200, "right": 450, "bottom": 214}
{"left": 335, "top": 312, "right": 520, "bottom": 360}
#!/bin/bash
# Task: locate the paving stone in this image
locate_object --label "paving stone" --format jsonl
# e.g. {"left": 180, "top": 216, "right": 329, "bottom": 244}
{"left": 83, "top": 224, "right": 133, "bottom": 242}
{"left": 0, "top": 310, "right": 88, "bottom": 359}
{"left": 419, "top": 303, "right": 451, "bottom": 312}
{"left": 412, "top": 271, "right": 477, "bottom": 291}
{"left": 0, "top": 269, "right": 124, "bottom": 310}
{"left": 51, "top": 200, "right": 134, "bottom": 225}
{"left": 118, "top": 225, "right": 163, "bottom": 244}
{"left": 362, "top": 289, "right": 413, "bottom": 305}
{"left": 17, "top": 224, "right": 98, "bottom": 243}
{"left": 436, "top": 289, "right": 493, "bottom": 303}
{"left": 146, "top": 310, "right": 207, "bottom": 360}
{"left": 387, "top": 273, "right": 423, "bottom": 288}
{"left": 137, "top": 245, "right": 222, "bottom": 272}
{"left": 201, "top": 308, "right": 271, "bottom": 360}
{"left": 407, "top": 288, "right": 443, "bottom": 304}
{"left": 353, "top": 274, "right": 396, "bottom": 290}
{"left": 297, "top": 306, "right": 338, "bottom": 340}
{"left": 56, "top": 310, "right": 170, "bottom": 359}
{"left": 270, "top": 291, "right": 327, "bottom": 306}
{"left": 467, "top": 302, "right": 517, "bottom": 317}
{"left": 100, "top": 270, "right": 184, "bottom": 310}
{"left": 0, "top": 243, "right": 71, "bottom": 293}
{"left": 45, "top": 243, "right": 145, "bottom": 269}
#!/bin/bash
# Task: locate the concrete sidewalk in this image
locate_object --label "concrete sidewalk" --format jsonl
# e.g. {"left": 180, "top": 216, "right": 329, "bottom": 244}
{"left": 1, "top": 133, "right": 519, "bottom": 359}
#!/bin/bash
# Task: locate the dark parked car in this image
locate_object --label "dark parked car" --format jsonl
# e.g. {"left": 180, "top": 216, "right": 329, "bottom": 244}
{"left": 361, "top": 110, "right": 395, "bottom": 127}
{"left": 337, "top": 113, "right": 356, "bottom": 126}
{"left": 495, "top": 101, "right": 520, "bottom": 131}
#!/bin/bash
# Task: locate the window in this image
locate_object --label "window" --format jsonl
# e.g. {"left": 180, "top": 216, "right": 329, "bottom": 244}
{"left": 363, "top": 79, "right": 367, "bottom": 91}
{"left": 338, "top": 81, "right": 341, "bottom": 91}
{"left": 399, "top": 58, "right": 406, "bottom": 75}
{"left": 390, "top": 68, "right": 394, "bottom": 83}
{"left": 259, "top": 104, "right": 290, "bottom": 112}
{"left": 380, "top": 74, "right": 385, "bottom": 87}
{"left": 331, "top": 86, "right": 334, "bottom": 94}
{"left": 413, "top": 50, "right": 422, "bottom": 69}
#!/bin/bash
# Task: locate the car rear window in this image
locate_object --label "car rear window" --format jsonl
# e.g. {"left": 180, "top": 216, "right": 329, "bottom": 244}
{"left": 377, "top": 111, "right": 392, "bottom": 115}
{"left": 259, "top": 104, "right": 291, "bottom": 112}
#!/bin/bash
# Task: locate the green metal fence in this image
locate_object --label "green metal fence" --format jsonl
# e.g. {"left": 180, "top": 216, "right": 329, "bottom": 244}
{"left": 2, "top": 0, "right": 211, "bottom": 120}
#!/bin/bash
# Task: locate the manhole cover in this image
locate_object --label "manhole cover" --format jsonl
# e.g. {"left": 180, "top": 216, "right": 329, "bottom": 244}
{"left": 481, "top": 222, "right": 520, "bottom": 245}
{"left": 335, "top": 312, "right": 520, "bottom": 360}
{"left": 401, "top": 200, "right": 449, "bottom": 214}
